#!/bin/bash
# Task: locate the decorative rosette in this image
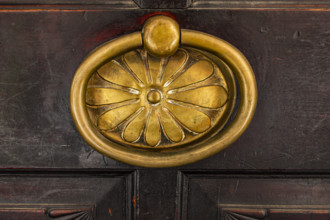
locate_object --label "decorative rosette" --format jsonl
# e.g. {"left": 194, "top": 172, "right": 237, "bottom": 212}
{"left": 86, "top": 48, "right": 233, "bottom": 147}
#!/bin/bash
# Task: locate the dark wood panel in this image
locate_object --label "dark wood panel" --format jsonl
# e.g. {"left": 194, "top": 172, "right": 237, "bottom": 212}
{"left": 0, "top": 10, "right": 144, "bottom": 169}
{"left": 0, "top": 209, "right": 47, "bottom": 220}
{"left": 0, "top": 207, "right": 94, "bottom": 220}
{"left": 1, "top": 3, "right": 330, "bottom": 220}
{"left": 133, "top": 0, "right": 191, "bottom": 9}
{"left": 0, "top": 1, "right": 138, "bottom": 10}
{"left": 2, "top": 0, "right": 330, "bottom": 9}
{"left": 0, "top": 0, "right": 135, "bottom": 5}
{"left": 179, "top": 9, "right": 330, "bottom": 170}
{"left": 192, "top": 0, "right": 330, "bottom": 9}
{"left": 48, "top": 208, "right": 94, "bottom": 219}
{"left": 1, "top": 10, "right": 330, "bottom": 170}
{"left": 221, "top": 208, "right": 330, "bottom": 220}
{"left": 179, "top": 171, "right": 330, "bottom": 219}
{"left": 137, "top": 169, "right": 178, "bottom": 220}
{"left": 0, "top": 170, "right": 136, "bottom": 219}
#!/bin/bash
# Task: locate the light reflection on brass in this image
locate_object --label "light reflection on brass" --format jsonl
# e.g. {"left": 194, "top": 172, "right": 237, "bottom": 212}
{"left": 147, "top": 90, "right": 162, "bottom": 104}
{"left": 86, "top": 48, "right": 234, "bottom": 148}
{"left": 70, "top": 15, "right": 257, "bottom": 167}
{"left": 142, "top": 15, "right": 180, "bottom": 57}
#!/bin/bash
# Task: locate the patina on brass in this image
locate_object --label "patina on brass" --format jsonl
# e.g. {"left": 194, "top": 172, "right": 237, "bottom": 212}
{"left": 86, "top": 47, "right": 235, "bottom": 148}
{"left": 142, "top": 15, "right": 180, "bottom": 57}
{"left": 70, "top": 15, "right": 257, "bottom": 167}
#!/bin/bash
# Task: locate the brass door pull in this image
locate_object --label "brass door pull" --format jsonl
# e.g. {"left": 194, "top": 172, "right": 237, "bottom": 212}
{"left": 70, "top": 15, "right": 257, "bottom": 167}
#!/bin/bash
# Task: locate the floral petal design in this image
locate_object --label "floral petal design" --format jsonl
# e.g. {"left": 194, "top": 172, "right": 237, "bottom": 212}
{"left": 97, "top": 103, "right": 140, "bottom": 130}
{"left": 168, "top": 85, "right": 228, "bottom": 108}
{"left": 97, "top": 61, "right": 139, "bottom": 89}
{"left": 165, "top": 103, "right": 211, "bottom": 133}
{"left": 168, "top": 60, "right": 213, "bottom": 89}
{"left": 87, "top": 72, "right": 108, "bottom": 87}
{"left": 87, "top": 47, "right": 234, "bottom": 148}
{"left": 145, "top": 110, "right": 161, "bottom": 146}
{"left": 162, "top": 49, "right": 187, "bottom": 85}
{"left": 124, "top": 51, "right": 148, "bottom": 84}
{"left": 86, "top": 88, "right": 138, "bottom": 105}
{"left": 148, "top": 54, "right": 163, "bottom": 84}
{"left": 123, "top": 108, "right": 147, "bottom": 142}
{"left": 160, "top": 109, "right": 184, "bottom": 142}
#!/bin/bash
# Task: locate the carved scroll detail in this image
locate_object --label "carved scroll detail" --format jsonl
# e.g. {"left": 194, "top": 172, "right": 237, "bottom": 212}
{"left": 221, "top": 209, "right": 267, "bottom": 220}
{"left": 49, "top": 208, "right": 94, "bottom": 220}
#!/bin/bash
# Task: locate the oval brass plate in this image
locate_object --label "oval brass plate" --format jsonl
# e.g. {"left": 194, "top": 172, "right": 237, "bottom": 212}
{"left": 86, "top": 47, "right": 236, "bottom": 148}
{"left": 70, "top": 16, "right": 257, "bottom": 167}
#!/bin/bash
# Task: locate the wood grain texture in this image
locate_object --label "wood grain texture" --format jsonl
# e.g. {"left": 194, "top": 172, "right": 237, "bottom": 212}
{"left": 1, "top": 4, "right": 330, "bottom": 220}
{"left": 2, "top": 0, "right": 330, "bottom": 9}
{"left": 221, "top": 208, "right": 266, "bottom": 220}
{"left": 49, "top": 208, "right": 94, "bottom": 219}
{"left": 191, "top": 0, "right": 330, "bottom": 9}
{"left": 0, "top": 170, "right": 136, "bottom": 219}
{"left": 0, "top": 0, "right": 135, "bottom": 4}
{"left": 1, "top": 10, "right": 330, "bottom": 170}
{"left": 137, "top": 169, "right": 178, "bottom": 220}
{"left": 133, "top": 0, "right": 191, "bottom": 9}
{"left": 0, "top": 0, "right": 138, "bottom": 10}
{"left": 221, "top": 208, "right": 330, "bottom": 220}
{"left": 0, "top": 209, "right": 46, "bottom": 220}
{"left": 0, "top": 207, "right": 94, "bottom": 220}
{"left": 179, "top": 171, "right": 330, "bottom": 219}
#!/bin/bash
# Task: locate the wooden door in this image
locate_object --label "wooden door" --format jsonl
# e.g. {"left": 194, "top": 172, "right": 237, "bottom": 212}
{"left": 1, "top": 0, "right": 330, "bottom": 219}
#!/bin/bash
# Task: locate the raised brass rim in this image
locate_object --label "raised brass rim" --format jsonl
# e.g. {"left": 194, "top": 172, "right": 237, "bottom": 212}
{"left": 70, "top": 30, "right": 257, "bottom": 168}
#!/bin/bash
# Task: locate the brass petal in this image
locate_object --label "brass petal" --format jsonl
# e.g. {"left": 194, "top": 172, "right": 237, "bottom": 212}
{"left": 148, "top": 54, "right": 163, "bottom": 84}
{"left": 86, "top": 88, "right": 138, "bottom": 105}
{"left": 87, "top": 72, "right": 109, "bottom": 88}
{"left": 97, "top": 61, "right": 139, "bottom": 89}
{"left": 124, "top": 51, "right": 147, "bottom": 84}
{"left": 162, "top": 49, "right": 187, "bottom": 85}
{"left": 145, "top": 110, "right": 161, "bottom": 146}
{"left": 123, "top": 108, "right": 147, "bottom": 142}
{"left": 168, "top": 85, "right": 228, "bottom": 108}
{"left": 97, "top": 103, "right": 140, "bottom": 130}
{"left": 168, "top": 60, "right": 213, "bottom": 89}
{"left": 160, "top": 109, "right": 184, "bottom": 143}
{"left": 165, "top": 103, "right": 211, "bottom": 133}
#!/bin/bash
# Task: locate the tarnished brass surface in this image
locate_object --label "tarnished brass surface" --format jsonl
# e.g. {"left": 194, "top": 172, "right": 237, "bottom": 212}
{"left": 70, "top": 15, "right": 257, "bottom": 167}
{"left": 86, "top": 48, "right": 235, "bottom": 148}
{"left": 142, "top": 15, "right": 180, "bottom": 57}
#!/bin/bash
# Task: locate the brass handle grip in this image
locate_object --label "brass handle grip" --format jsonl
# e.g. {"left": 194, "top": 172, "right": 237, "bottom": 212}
{"left": 70, "top": 15, "right": 257, "bottom": 167}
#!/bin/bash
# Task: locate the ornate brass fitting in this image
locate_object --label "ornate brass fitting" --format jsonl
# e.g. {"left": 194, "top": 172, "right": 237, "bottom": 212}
{"left": 70, "top": 15, "right": 257, "bottom": 167}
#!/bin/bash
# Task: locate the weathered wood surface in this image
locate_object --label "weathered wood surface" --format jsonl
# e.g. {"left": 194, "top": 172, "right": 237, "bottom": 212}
{"left": 180, "top": 171, "right": 330, "bottom": 219}
{"left": 0, "top": 170, "right": 135, "bottom": 219}
{"left": 0, "top": 2, "right": 330, "bottom": 219}
{"left": 0, "top": 10, "right": 329, "bottom": 170}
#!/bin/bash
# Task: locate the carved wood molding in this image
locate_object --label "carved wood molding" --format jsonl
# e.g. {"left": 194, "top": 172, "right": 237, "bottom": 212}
{"left": 0, "top": 206, "right": 94, "bottom": 220}
{"left": 220, "top": 207, "right": 330, "bottom": 220}
{"left": 221, "top": 208, "right": 267, "bottom": 220}
{"left": 178, "top": 171, "right": 330, "bottom": 220}
{"left": 2, "top": 0, "right": 330, "bottom": 9}
{"left": 0, "top": 170, "right": 137, "bottom": 219}
{"left": 49, "top": 208, "right": 94, "bottom": 220}
{"left": 191, "top": 0, "right": 330, "bottom": 9}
